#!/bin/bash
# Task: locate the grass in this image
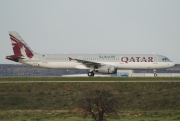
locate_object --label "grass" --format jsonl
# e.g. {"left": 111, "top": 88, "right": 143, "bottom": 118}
{"left": 0, "top": 110, "right": 179, "bottom": 121}
{"left": 0, "top": 82, "right": 179, "bottom": 110}
{"left": 0, "top": 77, "right": 179, "bottom": 120}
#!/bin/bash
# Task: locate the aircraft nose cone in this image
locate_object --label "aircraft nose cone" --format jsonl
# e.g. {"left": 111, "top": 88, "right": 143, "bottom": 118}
{"left": 170, "top": 62, "right": 175, "bottom": 67}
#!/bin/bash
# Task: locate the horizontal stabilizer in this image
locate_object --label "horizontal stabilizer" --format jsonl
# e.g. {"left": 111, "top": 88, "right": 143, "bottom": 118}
{"left": 6, "top": 55, "right": 26, "bottom": 62}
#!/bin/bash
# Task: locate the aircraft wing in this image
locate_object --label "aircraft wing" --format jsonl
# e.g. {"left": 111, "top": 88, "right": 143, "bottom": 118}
{"left": 68, "top": 57, "right": 102, "bottom": 68}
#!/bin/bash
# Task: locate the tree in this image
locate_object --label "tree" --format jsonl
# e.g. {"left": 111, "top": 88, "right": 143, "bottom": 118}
{"left": 77, "top": 88, "right": 120, "bottom": 121}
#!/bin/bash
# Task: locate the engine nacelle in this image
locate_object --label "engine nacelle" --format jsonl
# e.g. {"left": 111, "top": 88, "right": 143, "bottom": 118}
{"left": 95, "top": 65, "right": 117, "bottom": 74}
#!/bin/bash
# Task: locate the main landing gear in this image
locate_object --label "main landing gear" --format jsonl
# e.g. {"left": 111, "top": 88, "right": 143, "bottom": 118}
{"left": 153, "top": 69, "right": 157, "bottom": 77}
{"left": 88, "top": 72, "right": 94, "bottom": 77}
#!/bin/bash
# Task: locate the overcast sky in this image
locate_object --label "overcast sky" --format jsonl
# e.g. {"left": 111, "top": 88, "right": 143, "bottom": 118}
{"left": 0, "top": 0, "right": 180, "bottom": 64}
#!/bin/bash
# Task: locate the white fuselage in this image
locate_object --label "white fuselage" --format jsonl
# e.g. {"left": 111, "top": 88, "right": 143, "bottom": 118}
{"left": 19, "top": 54, "right": 175, "bottom": 70}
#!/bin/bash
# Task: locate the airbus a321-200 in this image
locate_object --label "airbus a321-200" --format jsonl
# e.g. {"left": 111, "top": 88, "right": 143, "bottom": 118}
{"left": 6, "top": 31, "right": 175, "bottom": 77}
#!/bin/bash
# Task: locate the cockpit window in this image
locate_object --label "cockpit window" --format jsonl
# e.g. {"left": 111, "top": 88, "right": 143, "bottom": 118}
{"left": 162, "top": 58, "right": 170, "bottom": 61}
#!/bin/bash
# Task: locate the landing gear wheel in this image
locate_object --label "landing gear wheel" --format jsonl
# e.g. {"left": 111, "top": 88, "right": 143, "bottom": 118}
{"left": 87, "top": 72, "right": 94, "bottom": 77}
{"left": 153, "top": 69, "right": 157, "bottom": 77}
{"left": 87, "top": 72, "right": 91, "bottom": 76}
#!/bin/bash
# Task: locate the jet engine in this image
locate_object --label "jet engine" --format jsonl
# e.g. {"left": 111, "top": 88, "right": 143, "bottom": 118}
{"left": 95, "top": 65, "right": 117, "bottom": 74}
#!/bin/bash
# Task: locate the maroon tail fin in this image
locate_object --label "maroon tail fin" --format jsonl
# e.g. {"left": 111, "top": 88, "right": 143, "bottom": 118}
{"left": 9, "top": 31, "right": 34, "bottom": 58}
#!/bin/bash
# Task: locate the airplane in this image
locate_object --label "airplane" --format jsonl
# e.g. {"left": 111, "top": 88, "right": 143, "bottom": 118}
{"left": 6, "top": 31, "right": 175, "bottom": 77}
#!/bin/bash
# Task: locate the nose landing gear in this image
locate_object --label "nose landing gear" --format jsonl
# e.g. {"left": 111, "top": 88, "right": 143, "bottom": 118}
{"left": 87, "top": 72, "right": 94, "bottom": 77}
{"left": 153, "top": 69, "right": 157, "bottom": 77}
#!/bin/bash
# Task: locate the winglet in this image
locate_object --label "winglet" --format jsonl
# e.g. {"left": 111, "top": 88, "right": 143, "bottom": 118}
{"left": 68, "top": 57, "right": 72, "bottom": 61}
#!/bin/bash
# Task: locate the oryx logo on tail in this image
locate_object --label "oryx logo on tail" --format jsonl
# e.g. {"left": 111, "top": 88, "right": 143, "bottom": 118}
{"left": 9, "top": 31, "right": 34, "bottom": 58}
